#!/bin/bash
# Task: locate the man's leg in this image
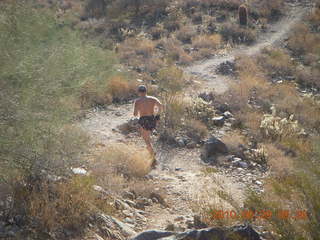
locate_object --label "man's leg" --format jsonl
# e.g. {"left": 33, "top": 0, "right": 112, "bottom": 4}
{"left": 140, "top": 127, "right": 155, "bottom": 158}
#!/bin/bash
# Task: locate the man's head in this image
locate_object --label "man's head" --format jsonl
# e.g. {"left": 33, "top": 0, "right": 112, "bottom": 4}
{"left": 137, "top": 85, "right": 147, "bottom": 97}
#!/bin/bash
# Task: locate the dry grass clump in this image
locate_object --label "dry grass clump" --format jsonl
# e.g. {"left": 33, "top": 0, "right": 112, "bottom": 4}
{"left": 25, "top": 176, "right": 114, "bottom": 234}
{"left": 175, "top": 25, "right": 197, "bottom": 44}
{"left": 309, "top": 5, "right": 320, "bottom": 29}
{"left": 252, "top": 0, "right": 285, "bottom": 21}
{"left": 192, "top": 34, "right": 222, "bottom": 49}
{"left": 95, "top": 143, "right": 152, "bottom": 178}
{"left": 80, "top": 80, "right": 113, "bottom": 108}
{"left": 106, "top": 75, "right": 137, "bottom": 102}
{"left": 201, "top": 0, "right": 241, "bottom": 10}
{"left": 162, "top": 38, "right": 194, "bottom": 65}
{"left": 119, "top": 38, "right": 156, "bottom": 60}
{"left": 259, "top": 82, "right": 320, "bottom": 131}
{"left": 221, "top": 131, "right": 246, "bottom": 157}
{"left": 258, "top": 48, "right": 295, "bottom": 79}
{"left": 288, "top": 24, "right": 320, "bottom": 56}
{"left": 263, "top": 143, "right": 293, "bottom": 176}
{"left": 80, "top": 75, "right": 136, "bottom": 107}
{"left": 245, "top": 138, "right": 320, "bottom": 239}
{"left": 220, "top": 24, "right": 257, "bottom": 45}
{"left": 185, "top": 119, "right": 208, "bottom": 142}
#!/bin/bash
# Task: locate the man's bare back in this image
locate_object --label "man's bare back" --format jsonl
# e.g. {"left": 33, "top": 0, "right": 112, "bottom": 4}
{"left": 134, "top": 96, "right": 161, "bottom": 117}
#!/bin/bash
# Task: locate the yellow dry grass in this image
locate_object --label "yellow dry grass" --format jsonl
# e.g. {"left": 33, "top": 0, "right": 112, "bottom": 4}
{"left": 97, "top": 143, "right": 152, "bottom": 178}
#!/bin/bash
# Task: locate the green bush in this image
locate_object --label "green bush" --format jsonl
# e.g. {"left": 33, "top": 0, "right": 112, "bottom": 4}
{"left": 0, "top": 0, "right": 117, "bottom": 207}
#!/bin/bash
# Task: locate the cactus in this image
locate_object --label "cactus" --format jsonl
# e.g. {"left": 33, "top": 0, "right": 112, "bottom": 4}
{"left": 238, "top": 4, "right": 248, "bottom": 26}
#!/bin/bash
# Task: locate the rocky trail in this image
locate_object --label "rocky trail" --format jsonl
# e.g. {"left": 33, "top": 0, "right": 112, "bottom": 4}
{"left": 79, "top": 1, "right": 312, "bottom": 239}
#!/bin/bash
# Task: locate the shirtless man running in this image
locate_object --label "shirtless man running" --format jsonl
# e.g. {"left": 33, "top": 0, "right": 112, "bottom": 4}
{"left": 133, "top": 85, "right": 163, "bottom": 164}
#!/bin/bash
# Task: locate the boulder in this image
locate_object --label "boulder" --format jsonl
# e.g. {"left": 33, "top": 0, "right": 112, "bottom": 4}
{"left": 131, "top": 225, "right": 262, "bottom": 240}
{"left": 212, "top": 116, "right": 225, "bottom": 127}
{"left": 201, "top": 137, "right": 228, "bottom": 160}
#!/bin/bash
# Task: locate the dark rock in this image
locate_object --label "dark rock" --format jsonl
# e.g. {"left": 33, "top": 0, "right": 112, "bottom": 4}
{"left": 198, "top": 92, "right": 215, "bottom": 102}
{"left": 212, "top": 116, "right": 225, "bottom": 127}
{"left": 201, "top": 137, "right": 228, "bottom": 160}
{"left": 165, "top": 223, "right": 176, "bottom": 231}
{"left": 193, "top": 215, "right": 208, "bottom": 229}
{"left": 131, "top": 230, "right": 174, "bottom": 240}
{"left": 216, "top": 61, "right": 235, "bottom": 75}
{"left": 122, "top": 191, "right": 136, "bottom": 200}
{"left": 131, "top": 224, "right": 262, "bottom": 240}
{"left": 216, "top": 103, "right": 230, "bottom": 113}
{"left": 186, "top": 142, "right": 197, "bottom": 149}
{"left": 150, "top": 193, "right": 168, "bottom": 207}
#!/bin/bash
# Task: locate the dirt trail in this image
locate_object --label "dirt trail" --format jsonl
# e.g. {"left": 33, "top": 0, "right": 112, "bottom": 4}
{"left": 186, "top": 0, "right": 312, "bottom": 94}
{"left": 79, "top": 1, "right": 311, "bottom": 234}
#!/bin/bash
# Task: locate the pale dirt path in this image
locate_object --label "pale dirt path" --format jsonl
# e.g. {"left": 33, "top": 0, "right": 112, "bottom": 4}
{"left": 186, "top": 0, "right": 313, "bottom": 94}
{"left": 79, "top": 1, "right": 311, "bottom": 233}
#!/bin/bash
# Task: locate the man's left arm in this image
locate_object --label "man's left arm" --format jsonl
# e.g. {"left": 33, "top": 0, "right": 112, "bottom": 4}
{"left": 154, "top": 98, "right": 163, "bottom": 114}
{"left": 133, "top": 100, "right": 138, "bottom": 117}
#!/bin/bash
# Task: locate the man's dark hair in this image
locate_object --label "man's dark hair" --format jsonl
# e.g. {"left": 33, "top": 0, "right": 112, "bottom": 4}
{"left": 138, "top": 85, "right": 147, "bottom": 93}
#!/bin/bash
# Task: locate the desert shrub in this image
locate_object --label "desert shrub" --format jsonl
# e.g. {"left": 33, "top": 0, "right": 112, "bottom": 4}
{"left": 162, "top": 38, "right": 194, "bottom": 65}
{"left": 149, "top": 25, "right": 166, "bottom": 40}
{"left": 185, "top": 119, "right": 208, "bottom": 142}
{"left": 250, "top": 0, "right": 285, "bottom": 21}
{"left": 106, "top": 75, "right": 137, "bottom": 102}
{"left": 220, "top": 23, "right": 257, "bottom": 45}
{"left": 186, "top": 97, "right": 217, "bottom": 127}
{"left": 0, "top": 2, "right": 120, "bottom": 235}
{"left": 221, "top": 132, "right": 246, "bottom": 157}
{"left": 83, "top": 0, "right": 107, "bottom": 19}
{"left": 245, "top": 138, "right": 320, "bottom": 240}
{"left": 295, "top": 68, "right": 320, "bottom": 90}
{"left": 191, "top": 12, "right": 203, "bottom": 24}
{"left": 309, "top": 5, "right": 320, "bottom": 30}
{"left": 260, "top": 108, "right": 306, "bottom": 140}
{"left": 157, "top": 65, "right": 185, "bottom": 93}
{"left": 175, "top": 25, "right": 197, "bottom": 44}
{"left": 25, "top": 176, "right": 113, "bottom": 235}
{"left": 263, "top": 144, "right": 293, "bottom": 176}
{"left": 201, "top": 0, "right": 241, "bottom": 10}
{"left": 288, "top": 24, "right": 320, "bottom": 56}
{"left": 192, "top": 34, "right": 222, "bottom": 49}
{"left": 119, "top": 37, "right": 155, "bottom": 60}
{"left": 258, "top": 48, "right": 295, "bottom": 79}
{"left": 157, "top": 66, "right": 188, "bottom": 140}
{"left": 80, "top": 80, "right": 113, "bottom": 107}
{"left": 94, "top": 143, "right": 152, "bottom": 178}
{"left": 107, "top": 0, "right": 169, "bottom": 26}
{"left": 145, "top": 57, "right": 166, "bottom": 73}
{"left": 163, "top": 17, "right": 180, "bottom": 32}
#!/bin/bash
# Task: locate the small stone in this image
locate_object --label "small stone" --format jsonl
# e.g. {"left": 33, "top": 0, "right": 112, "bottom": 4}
{"left": 174, "top": 216, "right": 184, "bottom": 222}
{"left": 223, "top": 111, "right": 233, "bottom": 119}
{"left": 238, "top": 161, "right": 248, "bottom": 168}
{"left": 124, "top": 217, "right": 134, "bottom": 224}
{"left": 122, "top": 210, "right": 133, "bottom": 217}
{"left": 186, "top": 142, "right": 197, "bottom": 149}
{"left": 177, "top": 139, "right": 186, "bottom": 147}
{"left": 122, "top": 191, "right": 136, "bottom": 200}
{"left": 255, "top": 180, "right": 263, "bottom": 185}
{"left": 71, "top": 167, "right": 87, "bottom": 175}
